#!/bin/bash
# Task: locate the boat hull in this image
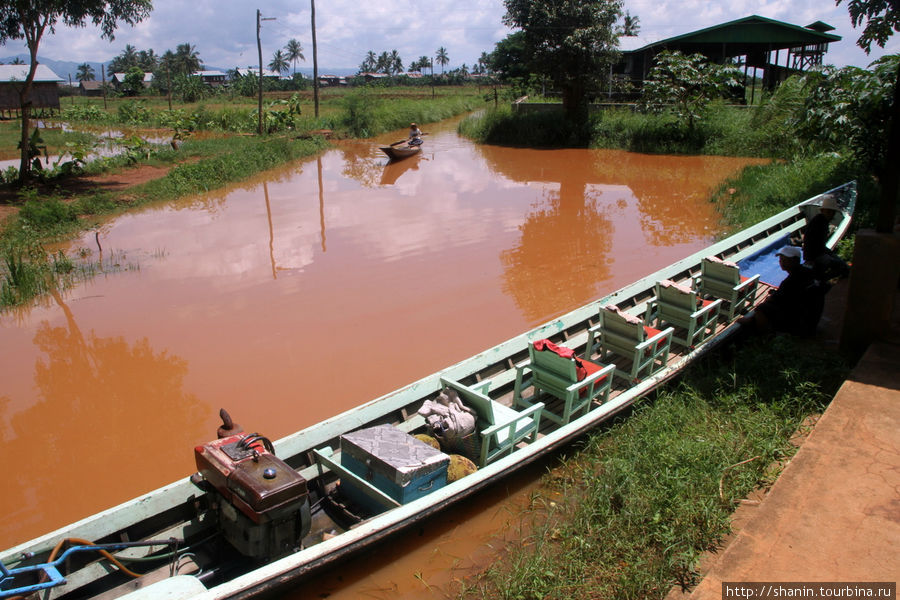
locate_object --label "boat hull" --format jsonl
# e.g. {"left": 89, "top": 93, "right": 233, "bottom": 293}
{"left": 379, "top": 144, "right": 421, "bottom": 160}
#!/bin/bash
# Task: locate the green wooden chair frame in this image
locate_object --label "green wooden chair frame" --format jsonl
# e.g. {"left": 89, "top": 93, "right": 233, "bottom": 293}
{"left": 646, "top": 280, "right": 723, "bottom": 348}
{"left": 586, "top": 305, "right": 674, "bottom": 383}
{"left": 512, "top": 341, "right": 615, "bottom": 427}
{"left": 439, "top": 376, "right": 543, "bottom": 467}
{"left": 693, "top": 257, "right": 761, "bottom": 321}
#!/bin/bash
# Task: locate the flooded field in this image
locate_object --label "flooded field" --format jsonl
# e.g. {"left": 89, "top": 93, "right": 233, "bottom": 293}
{"left": 0, "top": 117, "right": 764, "bottom": 595}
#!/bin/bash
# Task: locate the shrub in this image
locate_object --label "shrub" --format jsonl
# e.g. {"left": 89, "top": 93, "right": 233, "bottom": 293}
{"left": 18, "top": 198, "right": 77, "bottom": 230}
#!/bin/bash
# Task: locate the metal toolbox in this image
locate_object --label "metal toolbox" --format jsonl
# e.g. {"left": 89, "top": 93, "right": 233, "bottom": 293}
{"left": 340, "top": 424, "right": 449, "bottom": 509}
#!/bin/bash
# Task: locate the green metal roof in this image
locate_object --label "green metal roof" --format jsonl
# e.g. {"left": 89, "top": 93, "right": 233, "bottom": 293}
{"left": 626, "top": 14, "right": 841, "bottom": 54}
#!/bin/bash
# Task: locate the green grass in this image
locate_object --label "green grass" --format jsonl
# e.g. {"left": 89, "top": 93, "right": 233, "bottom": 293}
{"left": 461, "top": 336, "right": 847, "bottom": 599}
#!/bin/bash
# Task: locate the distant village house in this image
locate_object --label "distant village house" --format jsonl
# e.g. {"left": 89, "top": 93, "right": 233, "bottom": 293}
{"left": 0, "top": 64, "right": 64, "bottom": 117}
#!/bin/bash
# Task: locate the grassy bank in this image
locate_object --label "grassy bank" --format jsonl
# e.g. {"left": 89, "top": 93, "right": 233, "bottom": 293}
{"left": 461, "top": 336, "right": 847, "bottom": 599}
{"left": 458, "top": 103, "right": 783, "bottom": 157}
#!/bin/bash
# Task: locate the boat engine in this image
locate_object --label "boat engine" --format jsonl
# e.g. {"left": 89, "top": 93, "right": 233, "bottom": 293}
{"left": 193, "top": 411, "right": 310, "bottom": 561}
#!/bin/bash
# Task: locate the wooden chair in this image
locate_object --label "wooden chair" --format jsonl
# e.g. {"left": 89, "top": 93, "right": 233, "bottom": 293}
{"left": 694, "top": 256, "right": 760, "bottom": 321}
{"left": 646, "top": 280, "right": 723, "bottom": 348}
{"left": 512, "top": 340, "right": 615, "bottom": 426}
{"left": 587, "top": 305, "right": 673, "bottom": 383}
{"left": 439, "top": 377, "right": 543, "bottom": 467}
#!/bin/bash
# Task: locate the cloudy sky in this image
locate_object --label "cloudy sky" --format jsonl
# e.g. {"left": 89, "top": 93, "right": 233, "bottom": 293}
{"left": 3, "top": 0, "right": 897, "bottom": 72}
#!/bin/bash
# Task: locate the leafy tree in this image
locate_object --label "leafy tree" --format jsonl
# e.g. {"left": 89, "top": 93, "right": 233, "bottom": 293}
{"left": 640, "top": 50, "right": 743, "bottom": 129}
{"left": 121, "top": 65, "right": 145, "bottom": 95}
{"left": 488, "top": 32, "right": 529, "bottom": 83}
{"left": 172, "top": 74, "right": 205, "bottom": 103}
{"left": 503, "top": 0, "right": 624, "bottom": 120}
{"left": 837, "top": 0, "right": 899, "bottom": 232}
{"left": 268, "top": 49, "right": 289, "bottom": 76}
{"left": 76, "top": 62, "right": 95, "bottom": 82}
{"left": 435, "top": 46, "right": 449, "bottom": 74}
{"left": 284, "top": 38, "right": 304, "bottom": 74}
{"left": 0, "top": 0, "right": 152, "bottom": 181}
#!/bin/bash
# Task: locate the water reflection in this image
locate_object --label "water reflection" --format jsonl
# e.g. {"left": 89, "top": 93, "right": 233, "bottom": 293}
{"left": 0, "top": 291, "right": 204, "bottom": 544}
{"left": 380, "top": 155, "right": 421, "bottom": 186}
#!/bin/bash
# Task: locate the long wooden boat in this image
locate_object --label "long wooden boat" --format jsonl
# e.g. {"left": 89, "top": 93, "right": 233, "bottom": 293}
{"left": 379, "top": 142, "right": 421, "bottom": 161}
{"left": 0, "top": 182, "right": 856, "bottom": 600}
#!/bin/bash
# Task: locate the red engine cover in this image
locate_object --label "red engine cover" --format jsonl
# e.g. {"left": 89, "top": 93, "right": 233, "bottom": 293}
{"left": 194, "top": 434, "right": 308, "bottom": 523}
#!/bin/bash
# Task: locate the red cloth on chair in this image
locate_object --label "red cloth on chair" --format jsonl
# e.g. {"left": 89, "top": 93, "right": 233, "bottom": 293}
{"left": 534, "top": 339, "right": 586, "bottom": 380}
{"left": 534, "top": 339, "right": 608, "bottom": 397}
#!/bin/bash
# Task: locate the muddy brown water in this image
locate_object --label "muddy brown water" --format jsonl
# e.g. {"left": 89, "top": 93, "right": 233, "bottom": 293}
{"left": 0, "top": 117, "right": 764, "bottom": 595}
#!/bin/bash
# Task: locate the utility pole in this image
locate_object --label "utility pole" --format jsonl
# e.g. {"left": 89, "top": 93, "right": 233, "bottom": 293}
{"left": 257, "top": 9, "right": 276, "bottom": 134}
{"left": 311, "top": 0, "right": 319, "bottom": 118}
{"left": 101, "top": 64, "right": 107, "bottom": 110}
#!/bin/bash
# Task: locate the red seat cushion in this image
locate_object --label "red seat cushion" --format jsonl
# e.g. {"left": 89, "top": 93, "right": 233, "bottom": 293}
{"left": 575, "top": 358, "right": 608, "bottom": 397}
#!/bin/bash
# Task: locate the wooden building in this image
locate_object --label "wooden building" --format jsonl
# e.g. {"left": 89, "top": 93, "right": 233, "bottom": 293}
{"left": 78, "top": 80, "right": 106, "bottom": 97}
{"left": 0, "top": 64, "right": 64, "bottom": 117}
{"left": 616, "top": 15, "right": 841, "bottom": 95}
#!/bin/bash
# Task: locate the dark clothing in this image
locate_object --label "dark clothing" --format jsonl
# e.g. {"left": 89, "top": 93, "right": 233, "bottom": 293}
{"left": 803, "top": 213, "right": 830, "bottom": 262}
{"left": 758, "top": 265, "right": 824, "bottom": 335}
{"left": 802, "top": 213, "right": 849, "bottom": 280}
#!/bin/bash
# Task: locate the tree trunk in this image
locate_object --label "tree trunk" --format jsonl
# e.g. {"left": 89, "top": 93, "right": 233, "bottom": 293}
{"left": 562, "top": 82, "right": 588, "bottom": 123}
{"left": 17, "top": 57, "right": 39, "bottom": 182}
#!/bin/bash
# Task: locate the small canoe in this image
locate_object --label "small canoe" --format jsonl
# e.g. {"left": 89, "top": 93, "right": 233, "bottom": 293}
{"left": 0, "top": 182, "right": 856, "bottom": 600}
{"left": 380, "top": 143, "right": 421, "bottom": 161}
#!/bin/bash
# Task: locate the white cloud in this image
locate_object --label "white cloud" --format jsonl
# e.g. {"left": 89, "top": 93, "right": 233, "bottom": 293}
{"left": 1, "top": 0, "right": 893, "bottom": 70}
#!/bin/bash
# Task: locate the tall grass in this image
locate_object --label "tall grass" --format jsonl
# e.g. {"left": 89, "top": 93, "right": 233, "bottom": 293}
{"left": 462, "top": 336, "right": 847, "bottom": 599}
{"left": 711, "top": 153, "right": 876, "bottom": 231}
{"left": 460, "top": 102, "right": 794, "bottom": 158}
{"left": 339, "top": 89, "right": 484, "bottom": 137}
{"left": 458, "top": 107, "right": 594, "bottom": 147}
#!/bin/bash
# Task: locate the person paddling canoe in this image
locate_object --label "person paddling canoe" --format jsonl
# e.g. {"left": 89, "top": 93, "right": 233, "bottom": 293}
{"left": 408, "top": 122, "right": 423, "bottom": 146}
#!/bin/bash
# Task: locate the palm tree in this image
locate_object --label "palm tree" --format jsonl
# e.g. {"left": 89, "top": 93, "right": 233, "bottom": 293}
{"left": 389, "top": 49, "right": 403, "bottom": 75}
{"left": 284, "top": 39, "right": 304, "bottom": 75}
{"left": 621, "top": 12, "right": 640, "bottom": 36}
{"left": 435, "top": 47, "right": 449, "bottom": 75}
{"left": 361, "top": 50, "right": 377, "bottom": 73}
{"left": 173, "top": 43, "right": 202, "bottom": 76}
{"left": 137, "top": 49, "right": 158, "bottom": 71}
{"left": 477, "top": 51, "right": 491, "bottom": 75}
{"left": 10, "top": 57, "right": 24, "bottom": 65}
{"left": 76, "top": 63, "right": 95, "bottom": 82}
{"left": 376, "top": 51, "right": 391, "bottom": 74}
{"left": 268, "top": 49, "right": 289, "bottom": 76}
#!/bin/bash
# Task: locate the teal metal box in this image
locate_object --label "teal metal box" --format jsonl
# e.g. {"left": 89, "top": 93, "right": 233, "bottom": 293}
{"left": 340, "top": 425, "right": 449, "bottom": 510}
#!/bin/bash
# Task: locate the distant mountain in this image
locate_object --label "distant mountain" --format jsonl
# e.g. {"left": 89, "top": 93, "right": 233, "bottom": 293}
{"left": 1, "top": 54, "right": 359, "bottom": 83}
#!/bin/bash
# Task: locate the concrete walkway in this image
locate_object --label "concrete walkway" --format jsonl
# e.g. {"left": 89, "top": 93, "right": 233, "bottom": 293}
{"left": 687, "top": 285, "right": 900, "bottom": 598}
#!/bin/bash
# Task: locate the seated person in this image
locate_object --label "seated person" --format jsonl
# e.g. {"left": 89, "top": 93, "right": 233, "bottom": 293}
{"left": 737, "top": 246, "right": 825, "bottom": 337}
{"left": 408, "top": 122, "right": 423, "bottom": 146}
{"left": 800, "top": 194, "right": 849, "bottom": 280}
